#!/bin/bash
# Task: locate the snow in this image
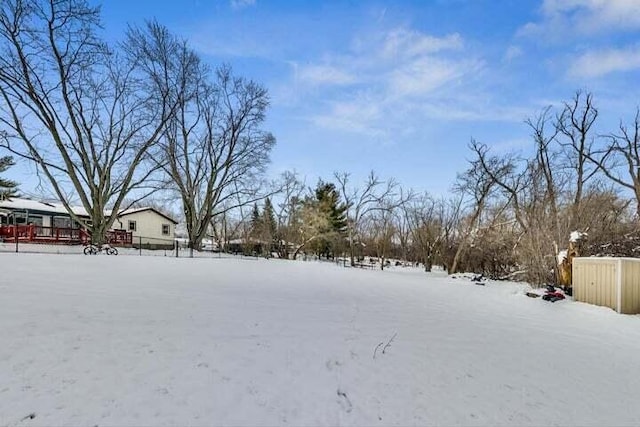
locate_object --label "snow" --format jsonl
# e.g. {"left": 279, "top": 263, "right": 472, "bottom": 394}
{"left": 0, "top": 242, "right": 227, "bottom": 258}
{"left": 2, "top": 255, "right": 640, "bottom": 426}
{"left": 0, "top": 198, "right": 89, "bottom": 217}
{"left": 557, "top": 249, "right": 568, "bottom": 265}
{"left": 570, "top": 230, "right": 587, "bottom": 243}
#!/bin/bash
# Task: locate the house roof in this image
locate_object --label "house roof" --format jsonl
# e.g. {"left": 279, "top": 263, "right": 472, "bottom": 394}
{"left": 0, "top": 197, "right": 178, "bottom": 224}
{"left": 0, "top": 197, "right": 90, "bottom": 217}
{"left": 113, "top": 207, "right": 178, "bottom": 224}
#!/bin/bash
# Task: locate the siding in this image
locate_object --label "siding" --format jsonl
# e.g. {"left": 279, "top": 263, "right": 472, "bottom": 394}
{"left": 573, "top": 257, "right": 640, "bottom": 314}
{"left": 621, "top": 259, "right": 640, "bottom": 314}
{"left": 573, "top": 258, "right": 618, "bottom": 311}
{"left": 115, "top": 210, "right": 175, "bottom": 246}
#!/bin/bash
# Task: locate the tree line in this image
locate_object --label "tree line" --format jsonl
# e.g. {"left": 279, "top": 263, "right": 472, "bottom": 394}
{"left": 210, "top": 91, "right": 640, "bottom": 285}
{"left": 2, "top": 2, "right": 640, "bottom": 285}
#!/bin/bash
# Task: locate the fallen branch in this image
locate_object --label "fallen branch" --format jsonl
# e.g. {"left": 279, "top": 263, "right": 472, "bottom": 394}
{"left": 382, "top": 332, "right": 397, "bottom": 354}
{"left": 373, "top": 332, "right": 397, "bottom": 359}
{"left": 373, "top": 342, "right": 384, "bottom": 359}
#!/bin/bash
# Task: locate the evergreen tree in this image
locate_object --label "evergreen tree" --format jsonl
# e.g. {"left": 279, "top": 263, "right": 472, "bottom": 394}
{"left": 262, "top": 197, "right": 277, "bottom": 255}
{"left": 250, "top": 203, "right": 262, "bottom": 237}
{"left": 262, "top": 198, "right": 277, "bottom": 239}
{"left": 312, "top": 181, "right": 348, "bottom": 257}
{"left": 315, "top": 182, "right": 348, "bottom": 233}
{"left": 0, "top": 156, "right": 18, "bottom": 200}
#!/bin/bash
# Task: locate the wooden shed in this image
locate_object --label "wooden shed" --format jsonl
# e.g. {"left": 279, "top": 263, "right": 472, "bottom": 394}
{"left": 572, "top": 257, "right": 640, "bottom": 314}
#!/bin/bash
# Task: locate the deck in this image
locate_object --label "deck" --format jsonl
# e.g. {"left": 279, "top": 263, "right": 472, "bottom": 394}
{"left": 0, "top": 225, "right": 132, "bottom": 246}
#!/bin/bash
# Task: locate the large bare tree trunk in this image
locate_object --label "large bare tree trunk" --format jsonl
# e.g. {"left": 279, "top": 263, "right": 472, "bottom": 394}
{"left": 0, "top": 3, "right": 191, "bottom": 244}
{"left": 163, "top": 65, "right": 276, "bottom": 252}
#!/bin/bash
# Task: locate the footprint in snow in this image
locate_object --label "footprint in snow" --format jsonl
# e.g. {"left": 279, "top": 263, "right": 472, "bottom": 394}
{"left": 21, "top": 413, "right": 36, "bottom": 422}
{"left": 337, "top": 389, "right": 352, "bottom": 413}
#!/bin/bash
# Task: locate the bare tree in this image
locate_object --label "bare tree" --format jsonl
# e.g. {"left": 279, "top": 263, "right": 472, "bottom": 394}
{"left": 335, "top": 171, "right": 407, "bottom": 266}
{"left": 369, "top": 201, "right": 396, "bottom": 271}
{"left": 587, "top": 109, "right": 640, "bottom": 216}
{"left": 469, "top": 138, "right": 562, "bottom": 282}
{"left": 273, "top": 170, "right": 305, "bottom": 258}
{"left": 556, "top": 91, "right": 599, "bottom": 226}
{"left": 404, "top": 194, "right": 443, "bottom": 272}
{"left": 210, "top": 206, "right": 244, "bottom": 252}
{"left": 438, "top": 195, "right": 464, "bottom": 272}
{"left": 451, "top": 144, "right": 503, "bottom": 274}
{"left": 0, "top": 1, "right": 190, "bottom": 243}
{"left": 291, "top": 197, "right": 331, "bottom": 260}
{"left": 163, "top": 65, "right": 275, "bottom": 254}
{"left": 468, "top": 99, "right": 598, "bottom": 283}
{"left": 394, "top": 201, "right": 412, "bottom": 263}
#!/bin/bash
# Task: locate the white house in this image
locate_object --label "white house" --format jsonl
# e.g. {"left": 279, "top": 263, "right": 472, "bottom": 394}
{"left": 0, "top": 197, "right": 178, "bottom": 248}
{"left": 113, "top": 207, "right": 178, "bottom": 248}
{"left": 0, "top": 197, "right": 90, "bottom": 228}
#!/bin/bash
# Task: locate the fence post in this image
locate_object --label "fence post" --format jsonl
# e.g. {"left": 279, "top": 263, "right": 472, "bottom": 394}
{"left": 175, "top": 240, "right": 179, "bottom": 258}
{"left": 15, "top": 226, "right": 18, "bottom": 253}
{"left": 139, "top": 236, "right": 142, "bottom": 256}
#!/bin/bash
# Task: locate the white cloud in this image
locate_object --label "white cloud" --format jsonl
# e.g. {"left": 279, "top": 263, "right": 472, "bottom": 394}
{"left": 252, "top": 26, "right": 533, "bottom": 144}
{"left": 296, "top": 64, "right": 356, "bottom": 86}
{"left": 290, "top": 27, "right": 490, "bottom": 139}
{"left": 381, "top": 29, "right": 463, "bottom": 59}
{"left": 520, "top": 0, "right": 640, "bottom": 38}
{"left": 568, "top": 45, "right": 640, "bottom": 78}
{"left": 504, "top": 45, "right": 523, "bottom": 62}
{"left": 311, "top": 97, "right": 386, "bottom": 138}
{"left": 230, "top": 0, "right": 256, "bottom": 10}
{"left": 389, "top": 56, "right": 479, "bottom": 97}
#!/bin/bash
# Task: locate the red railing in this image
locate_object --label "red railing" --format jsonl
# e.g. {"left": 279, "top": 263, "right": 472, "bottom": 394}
{"left": 0, "top": 225, "right": 132, "bottom": 246}
{"left": 107, "top": 229, "right": 133, "bottom": 246}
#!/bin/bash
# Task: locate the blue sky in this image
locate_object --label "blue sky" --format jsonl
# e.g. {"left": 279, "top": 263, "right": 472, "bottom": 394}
{"left": 8, "top": 0, "right": 640, "bottom": 196}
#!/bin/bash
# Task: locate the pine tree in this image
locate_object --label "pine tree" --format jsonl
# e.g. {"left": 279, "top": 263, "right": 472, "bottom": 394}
{"left": 0, "top": 156, "right": 18, "bottom": 200}
{"left": 312, "top": 181, "right": 348, "bottom": 257}
{"left": 262, "top": 198, "right": 277, "bottom": 239}
{"left": 262, "top": 197, "right": 277, "bottom": 255}
{"left": 250, "top": 203, "right": 262, "bottom": 237}
{"left": 315, "top": 182, "right": 347, "bottom": 233}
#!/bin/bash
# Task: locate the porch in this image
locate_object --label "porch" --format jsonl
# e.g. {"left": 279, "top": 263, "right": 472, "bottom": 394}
{"left": 0, "top": 224, "right": 132, "bottom": 246}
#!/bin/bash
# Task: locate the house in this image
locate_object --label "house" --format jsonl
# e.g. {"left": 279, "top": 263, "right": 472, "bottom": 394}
{"left": 112, "top": 207, "right": 178, "bottom": 249}
{"left": 0, "top": 197, "right": 90, "bottom": 228}
{"left": 0, "top": 197, "right": 177, "bottom": 248}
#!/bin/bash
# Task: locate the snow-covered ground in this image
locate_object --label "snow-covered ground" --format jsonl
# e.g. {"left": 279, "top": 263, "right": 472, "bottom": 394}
{"left": 2, "top": 254, "right": 640, "bottom": 426}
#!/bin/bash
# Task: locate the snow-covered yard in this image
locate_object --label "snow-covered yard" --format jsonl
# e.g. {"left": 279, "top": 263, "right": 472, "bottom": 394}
{"left": 2, "top": 254, "right": 640, "bottom": 426}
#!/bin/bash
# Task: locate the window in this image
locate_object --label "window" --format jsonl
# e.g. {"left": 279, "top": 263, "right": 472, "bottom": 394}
{"left": 162, "top": 224, "right": 170, "bottom": 236}
{"left": 128, "top": 220, "right": 137, "bottom": 231}
{"left": 26, "top": 215, "right": 43, "bottom": 226}
{"left": 53, "top": 216, "right": 71, "bottom": 229}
